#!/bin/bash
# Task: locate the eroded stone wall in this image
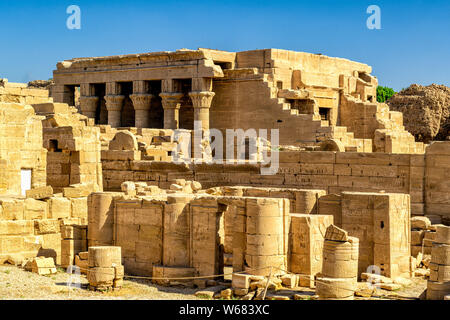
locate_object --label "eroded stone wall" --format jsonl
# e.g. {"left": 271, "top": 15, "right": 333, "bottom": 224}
{"left": 99, "top": 143, "right": 450, "bottom": 219}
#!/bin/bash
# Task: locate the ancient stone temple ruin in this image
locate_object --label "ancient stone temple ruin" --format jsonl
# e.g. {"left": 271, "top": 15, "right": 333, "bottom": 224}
{"left": 52, "top": 48, "right": 422, "bottom": 153}
{"left": 0, "top": 48, "right": 449, "bottom": 300}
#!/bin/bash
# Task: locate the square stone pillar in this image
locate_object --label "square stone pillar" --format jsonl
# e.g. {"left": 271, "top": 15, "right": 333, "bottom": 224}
{"left": 160, "top": 92, "right": 183, "bottom": 129}
{"left": 188, "top": 91, "right": 215, "bottom": 131}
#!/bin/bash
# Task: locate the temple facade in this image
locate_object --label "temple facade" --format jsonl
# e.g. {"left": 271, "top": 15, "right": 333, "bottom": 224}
{"left": 52, "top": 48, "right": 421, "bottom": 152}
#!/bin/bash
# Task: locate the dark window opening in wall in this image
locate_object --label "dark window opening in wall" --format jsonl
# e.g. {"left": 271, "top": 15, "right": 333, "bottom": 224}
{"left": 368, "top": 95, "right": 374, "bottom": 102}
{"left": 119, "top": 82, "right": 135, "bottom": 127}
{"left": 244, "top": 138, "right": 250, "bottom": 160}
{"left": 64, "top": 85, "right": 76, "bottom": 107}
{"left": 94, "top": 83, "right": 106, "bottom": 125}
{"left": 179, "top": 79, "right": 194, "bottom": 130}
{"left": 147, "top": 80, "right": 163, "bottom": 129}
{"left": 215, "top": 61, "right": 232, "bottom": 70}
{"left": 48, "top": 140, "right": 62, "bottom": 152}
{"left": 319, "top": 107, "right": 330, "bottom": 121}
{"left": 211, "top": 136, "right": 216, "bottom": 158}
{"left": 277, "top": 81, "right": 283, "bottom": 89}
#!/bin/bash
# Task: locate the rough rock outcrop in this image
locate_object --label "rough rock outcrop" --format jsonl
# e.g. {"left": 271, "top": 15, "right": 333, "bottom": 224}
{"left": 388, "top": 84, "right": 450, "bottom": 142}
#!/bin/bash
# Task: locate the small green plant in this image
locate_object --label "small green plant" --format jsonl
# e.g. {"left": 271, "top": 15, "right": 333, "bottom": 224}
{"left": 4, "top": 270, "right": 10, "bottom": 274}
{"left": 376, "top": 86, "right": 396, "bottom": 103}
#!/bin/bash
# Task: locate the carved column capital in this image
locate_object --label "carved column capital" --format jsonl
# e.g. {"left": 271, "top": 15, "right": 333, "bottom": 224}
{"left": 188, "top": 91, "right": 215, "bottom": 109}
{"left": 160, "top": 92, "right": 184, "bottom": 110}
{"left": 104, "top": 95, "right": 125, "bottom": 111}
{"left": 130, "top": 93, "right": 153, "bottom": 111}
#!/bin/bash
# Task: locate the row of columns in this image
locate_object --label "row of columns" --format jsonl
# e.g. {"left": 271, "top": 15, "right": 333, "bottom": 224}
{"left": 79, "top": 78, "right": 215, "bottom": 130}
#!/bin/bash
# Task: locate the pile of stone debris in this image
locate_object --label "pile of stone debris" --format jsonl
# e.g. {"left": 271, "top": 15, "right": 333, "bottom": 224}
{"left": 388, "top": 84, "right": 450, "bottom": 143}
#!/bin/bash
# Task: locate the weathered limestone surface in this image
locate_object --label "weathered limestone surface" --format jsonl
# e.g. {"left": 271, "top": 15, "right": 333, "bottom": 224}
{"left": 316, "top": 227, "right": 359, "bottom": 300}
{"left": 289, "top": 214, "right": 333, "bottom": 287}
{"left": 341, "top": 192, "right": 411, "bottom": 278}
{"left": 87, "top": 246, "right": 124, "bottom": 290}
{"left": 101, "top": 142, "right": 450, "bottom": 219}
{"left": 427, "top": 225, "right": 450, "bottom": 300}
{"left": 51, "top": 48, "right": 422, "bottom": 152}
{"left": 0, "top": 103, "right": 47, "bottom": 195}
{"left": 33, "top": 102, "right": 103, "bottom": 193}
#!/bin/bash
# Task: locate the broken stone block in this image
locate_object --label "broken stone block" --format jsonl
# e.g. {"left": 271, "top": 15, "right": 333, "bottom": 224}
{"left": 315, "top": 277, "right": 356, "bottom": 299}
{"left": 414, "top": 268, "right": 430, "bottom": 278}
{"left": 120, "top": 181, "right": 136, "bottom": 196}
{"left": 411, "top": 216, "right": 431, "bottom": 230}
{"left": 232, "top": 273, "right": 251, "bottom": 289}
{"left": 31, "top": 257, "right": 57, "bottom": 275}
{"left": 169, "top": 184, "right": 183, "bottom": 191}
{"left": 360, "top": 273, "right": 393, "bottom": 284}
{"left": 78, "top": 251, "right": 88, "bottom": 260}
{"left": 109, "top": 131, "right": 138, "bottom": 151}
{"left": 25, "top": 186, "right": 53, "bottom": 200}
{"left": 88, "top": 246, "right": 122, "bottom": 268}
{"left": 191, "top": 181, "right": 202, "bottom": 192}
{"left": 393, "top": 277, "right": 412, "bottom": 286}
{"left": 324, "top": 224, "right": 348, "bottom": 242}
{"left": 233, "top": 288, "right": 248, "bottom": 296}
{"left": 380, "top": 283, "right": 401, "bottom": 291}
{"left": 63, "top": 184, "right": 94, "bottom": 198}
{"left": 220, "top": 288, "right": 232, "bottom": 299}
{"left": 280, "top": 274, "right": 298, "bottom": 288}
{"left": 75, "top": 254, "right": 88, "bottom": 274}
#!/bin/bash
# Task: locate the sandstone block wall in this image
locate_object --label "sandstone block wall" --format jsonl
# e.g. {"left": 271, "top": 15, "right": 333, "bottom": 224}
{"left": 0, "top": 79, "right": 52, "bottom": 105}
{"left": 101, "top": 142, "right": 450, "bottom": 220}
{"left": 0, "top": 103, "right": 47, "bottom": 196}
{"left": 33, "top": 102, "right": 103, "bottom": 193}
{"left": 341, "top": 192, "right": 411, "bottom": 278}
{"left": 289, "top": 214, "right": 333, "bottom": 286}
{"left": 0, "top": 195, "right": 87, "bottom": 265}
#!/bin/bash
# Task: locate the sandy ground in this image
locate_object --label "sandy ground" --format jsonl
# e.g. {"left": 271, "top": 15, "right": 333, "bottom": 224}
{"left": 0, "top": 265, "right": 427, "bottom": 300}
{"left": 0, "top": 265, "right": 200, "bottom": 300}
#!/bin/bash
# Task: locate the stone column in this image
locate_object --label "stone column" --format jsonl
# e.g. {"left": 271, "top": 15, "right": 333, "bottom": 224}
{"left": 79, "top": 83, "right": 98, "bottom": 119}
{"left": 188, "top": 91, "right": 215, "bottom": 131}
{"left": 104, "top": 95, "right": 125, "bottom": 128}
{"left": 160, "top": 92, "right": 183, "bottom": 129}
{"left": 79, "top": 96, "right": 99, "bottom": 119}
{"left": 130, "top": 93, "right": 153, "bottom": 128}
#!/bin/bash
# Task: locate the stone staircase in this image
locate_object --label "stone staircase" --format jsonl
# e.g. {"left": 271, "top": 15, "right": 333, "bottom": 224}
{"left": 264, "top": 80, "right": 371, "bottom": 152}
{"left": 342, "top": 95, "right": 424, "bottom": 153}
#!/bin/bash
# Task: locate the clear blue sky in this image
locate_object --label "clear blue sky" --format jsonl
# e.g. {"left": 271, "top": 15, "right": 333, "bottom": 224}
{"left": 0, "top": 0, "right": 448, "bottom": 91}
